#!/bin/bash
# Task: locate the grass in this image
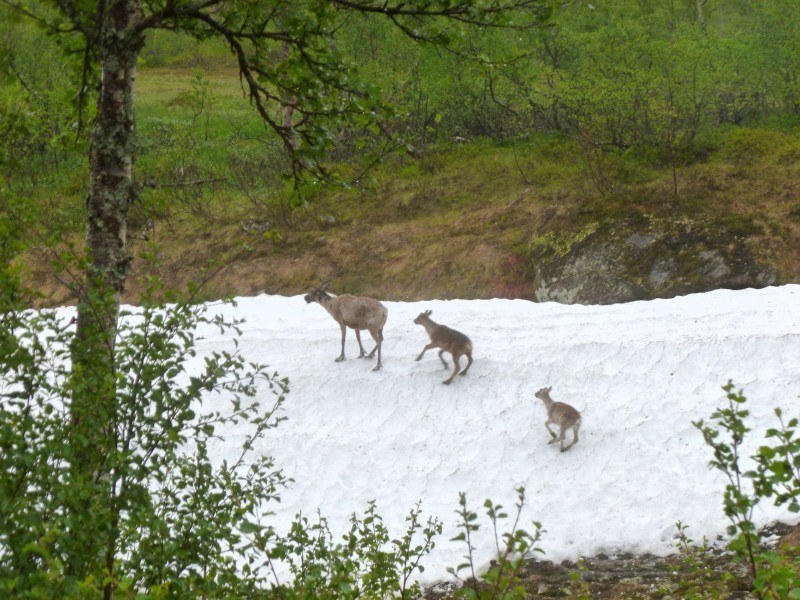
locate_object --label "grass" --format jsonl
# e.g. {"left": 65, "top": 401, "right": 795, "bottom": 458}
{"left": 12, "top": 67, "right": 800, "bottom": 307}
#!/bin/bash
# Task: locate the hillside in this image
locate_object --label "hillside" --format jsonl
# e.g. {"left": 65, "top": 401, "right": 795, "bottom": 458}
{"left": 8, "top": 1, "right": 800, "bottom": 308}
{"left": 22, "top": 129, "right": 800, "bottom": 308}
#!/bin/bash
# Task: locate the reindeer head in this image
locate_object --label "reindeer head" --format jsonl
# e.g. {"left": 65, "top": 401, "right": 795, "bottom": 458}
{"left": 304, "top": 281, "right": 331, "bottom": 304}
{"left": 413, "top": 309, "right": 433, "bottom": 325}
{"left": 534, "top": 387, "right": 552, "bottom": 402}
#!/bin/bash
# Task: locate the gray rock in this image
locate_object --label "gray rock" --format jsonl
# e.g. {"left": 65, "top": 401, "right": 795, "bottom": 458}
{"left": 529, "top": 217, "right": 777, "bottom": 305}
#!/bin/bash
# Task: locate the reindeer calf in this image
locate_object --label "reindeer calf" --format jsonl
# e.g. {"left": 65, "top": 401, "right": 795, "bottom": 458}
{"left": 304, "top": 284, "right": 388, "bottom": 371}
{"left": 534, "top": 387, "right": 581, "bottom": 452}
{"left": 413, "top": 310, "right": 473, "bottom": 385}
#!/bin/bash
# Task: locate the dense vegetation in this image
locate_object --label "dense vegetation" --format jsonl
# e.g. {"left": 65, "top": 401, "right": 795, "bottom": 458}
{"left": 2, "top": 0, "right": 800, "bottom": 305}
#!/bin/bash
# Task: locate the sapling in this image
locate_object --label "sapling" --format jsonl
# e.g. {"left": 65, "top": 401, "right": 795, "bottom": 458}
{"left": 694, "top": 383, "right": 760, "bottom": 578}
{"left": 448, "top": 487, "right": 543, "bottom": 599}
{"left": 694, "top": 381, "right": 800, "bottom": 599}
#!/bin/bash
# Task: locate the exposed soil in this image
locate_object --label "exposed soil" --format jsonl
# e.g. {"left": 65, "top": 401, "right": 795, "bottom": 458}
{"left": 22, "top": 153, "right": 800, "bottom": 310}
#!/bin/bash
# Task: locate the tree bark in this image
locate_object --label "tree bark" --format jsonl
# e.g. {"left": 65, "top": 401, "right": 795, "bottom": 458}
{"left": 68, "top": 0, "right": 145, "bottom": 591}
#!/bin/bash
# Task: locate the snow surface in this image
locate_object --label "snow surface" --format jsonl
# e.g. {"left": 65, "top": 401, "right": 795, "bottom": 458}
{"left": 135, "top": 286, "right": 800, "bottom": 584}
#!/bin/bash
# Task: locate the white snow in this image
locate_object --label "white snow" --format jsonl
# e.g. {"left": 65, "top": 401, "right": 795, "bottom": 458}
{"left": 159, "top": 286, "right": 800, "bottom": 584}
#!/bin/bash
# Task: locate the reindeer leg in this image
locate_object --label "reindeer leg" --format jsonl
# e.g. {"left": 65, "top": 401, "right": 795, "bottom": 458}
{"left": 460, "top": 352, "right": 473, "bottom": 376}
{"left": 443, "top": 355, "right": 460, "bottom": 385}
{"left": 335, "top": 323, "right": 347, "bottom": 362}
{"left": 355, "top": 329, "right": 368, "bottom": 358}
{"left": 365, "top": 328, "right": 379, "bottom": 359}
{"left": 437, "top": 349, "right": 449, "bottom": 369}
{"left": 550, "top": 427, "right": 566, "bottom": 446}
{"left": 545, "top": 421, "right": 557, "bottom": 439}
{"left": 415, "top": 343, "right": 435, "bottom": 361}
{"left": 561, "top": 427, "right": 579, "bottom": 452}
{"left": 372, "top": 332, "right": 382, "bottom": 372}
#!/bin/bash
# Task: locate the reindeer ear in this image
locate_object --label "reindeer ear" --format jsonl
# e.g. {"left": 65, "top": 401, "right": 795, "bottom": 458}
{"left": 425, "top": 309, "right": 432, "bottom": 316}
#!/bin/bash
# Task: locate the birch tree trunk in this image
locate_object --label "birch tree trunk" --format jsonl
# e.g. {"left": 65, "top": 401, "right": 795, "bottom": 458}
{"left": 68, "top": 0, "right": 144, "bottom": 590}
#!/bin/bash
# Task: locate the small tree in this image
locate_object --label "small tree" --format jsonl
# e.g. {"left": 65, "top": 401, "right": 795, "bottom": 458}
{"left": 694, "top": 382, "right": 800, "bottom": 599}
{"left": 0, "top": 291, "right": 291, "bottom": 596}
{"left": 448, "top": 487, "right": 543, "bottom": 599}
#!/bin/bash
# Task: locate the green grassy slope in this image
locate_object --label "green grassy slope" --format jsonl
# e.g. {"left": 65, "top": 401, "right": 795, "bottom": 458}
{"left": 20, "top": 68, "right": 800, "bottom": 306}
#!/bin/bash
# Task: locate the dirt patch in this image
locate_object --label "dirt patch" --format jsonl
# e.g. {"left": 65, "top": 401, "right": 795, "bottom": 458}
{"left": 18, "top": 142, "right": 800, "bottom": 309}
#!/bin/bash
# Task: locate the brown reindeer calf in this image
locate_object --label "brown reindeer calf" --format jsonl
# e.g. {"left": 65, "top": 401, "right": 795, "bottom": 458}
{"left": 534, "top": 387, "right": 581, "bottom": 452}
{"left": 413, "top": 310, "right": 473, "bottom": 384}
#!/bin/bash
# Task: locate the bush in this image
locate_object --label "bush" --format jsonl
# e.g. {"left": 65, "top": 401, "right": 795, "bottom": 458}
{"left": 693, "top": 382, "right": 800, "bottom": 599}
{"left": 447, "top": 488, "right": 543, "bottom": 599}
{"left": 0, "top": 296, "right": 290, "bottom": 597}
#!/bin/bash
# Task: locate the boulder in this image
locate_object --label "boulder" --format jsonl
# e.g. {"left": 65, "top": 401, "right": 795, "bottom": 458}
{"left": 529, "top": 217, "right": 777, "bottom": 305}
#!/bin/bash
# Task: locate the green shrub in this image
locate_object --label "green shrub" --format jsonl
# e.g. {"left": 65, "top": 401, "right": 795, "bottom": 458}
{"left": 693, "top": 382, "right": 800, "bottom": 598}
{"left": 263, "top": 501, "right": 441, "bottom": 599}
{"left": 448, "top": 488, "right": 543, "bottom": 599}
{"left": 0, "top": 294, "right": 290, "bottom": 597}
{"left": 717, "top": 128, "right": 783, "bottom": 165}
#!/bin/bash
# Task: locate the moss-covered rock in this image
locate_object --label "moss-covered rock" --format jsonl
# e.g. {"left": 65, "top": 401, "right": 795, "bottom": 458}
{"left": 527, "top": 216, "right": 777, "bottom": 305}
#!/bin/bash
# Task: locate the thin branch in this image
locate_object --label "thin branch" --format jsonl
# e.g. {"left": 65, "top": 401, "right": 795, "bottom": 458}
{"left": 331, "top": 0, "right": 552, "bottom": 28}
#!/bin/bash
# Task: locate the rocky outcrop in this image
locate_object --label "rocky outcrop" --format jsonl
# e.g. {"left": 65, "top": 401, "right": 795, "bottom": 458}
{"left": 528, "top": 216, "right": 778, "bottom": 305}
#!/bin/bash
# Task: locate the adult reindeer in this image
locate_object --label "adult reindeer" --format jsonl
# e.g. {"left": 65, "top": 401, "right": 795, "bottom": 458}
{"left": 304, "top": 283, "right": 388, "bottom": 371}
